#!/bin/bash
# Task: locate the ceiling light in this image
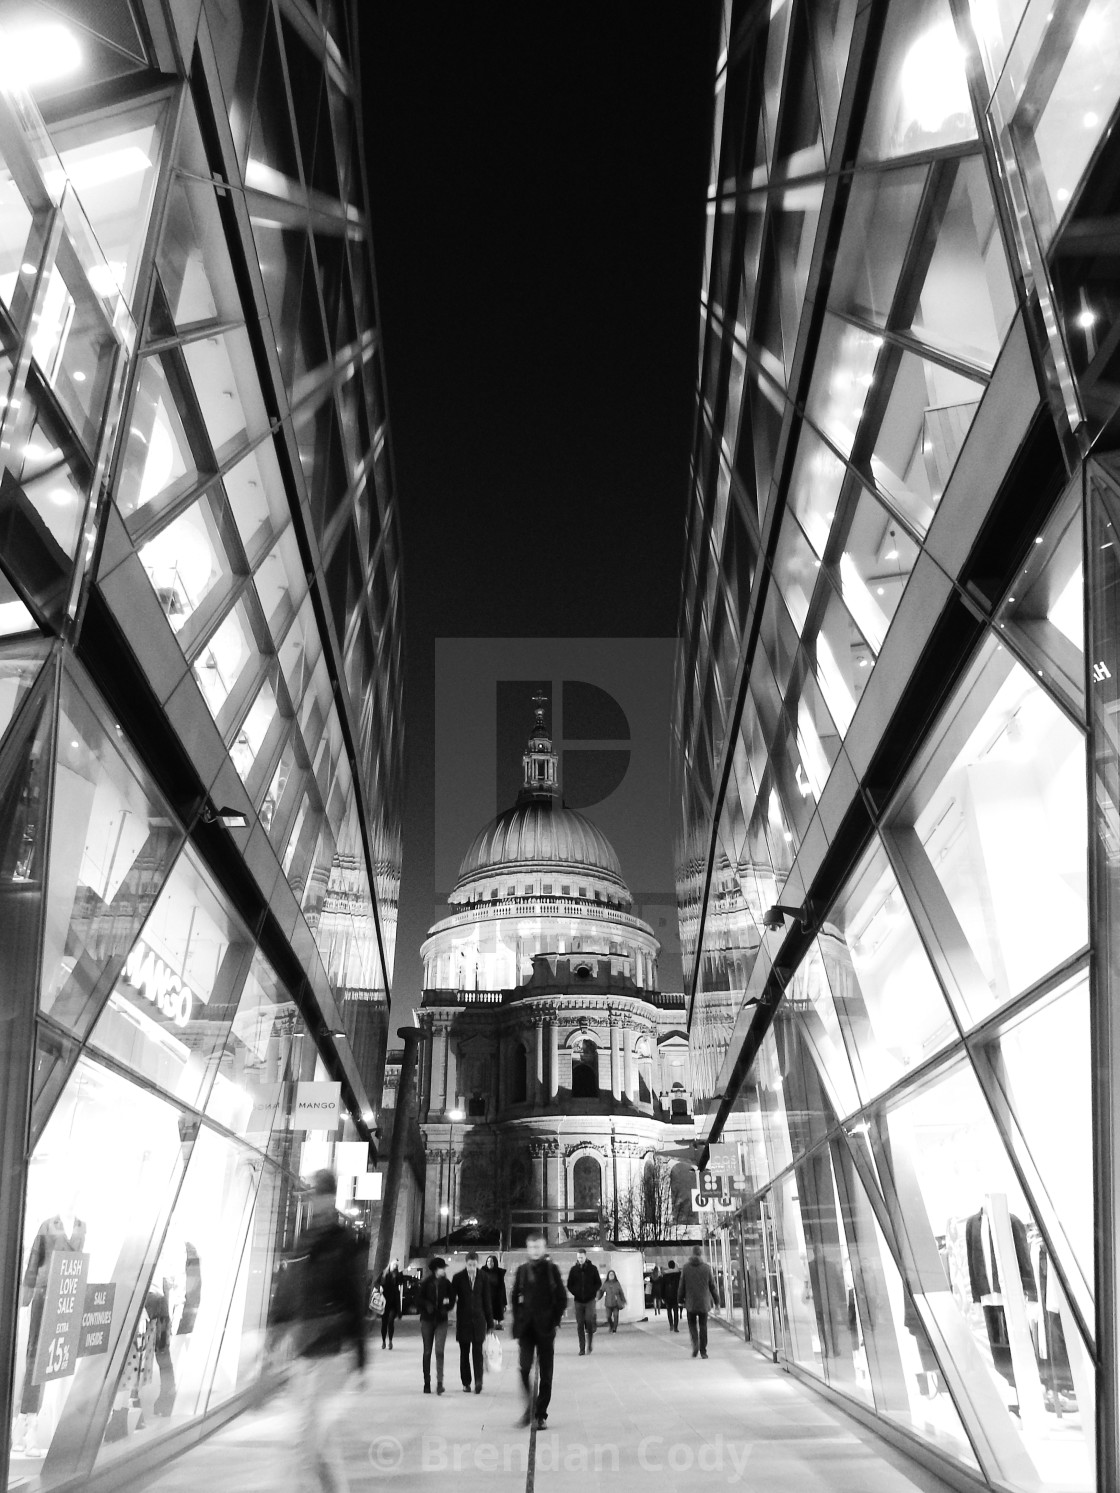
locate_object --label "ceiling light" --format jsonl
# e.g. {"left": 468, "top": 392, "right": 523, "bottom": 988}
{"left": 0, "top": 24, "right": 82, "bottom": 91}
{"left": 885, "top": 548, "right": 899, "bottom": 561}
{"left": 1084, "top": 112, "right": 1100, "bottom": 129}
{"left": 1076, "top": 308, "right": 1097, "bottom": 330}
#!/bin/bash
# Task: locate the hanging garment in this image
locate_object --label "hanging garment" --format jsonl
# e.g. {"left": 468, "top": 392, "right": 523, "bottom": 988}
{"left": 964, "top": 1209, "right": 1037, "bottom": 1390}
{"left": 20, "top": 1218, "right": 86, "bottom": 1414}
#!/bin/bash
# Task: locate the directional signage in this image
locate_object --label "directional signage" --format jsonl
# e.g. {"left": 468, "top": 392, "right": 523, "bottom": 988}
{"left": 692, "top": 1186, "right": 736, "bottom": 1213}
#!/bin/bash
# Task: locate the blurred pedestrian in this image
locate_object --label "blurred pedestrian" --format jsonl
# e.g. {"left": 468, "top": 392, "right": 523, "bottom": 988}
{"left": 599, "top": 1270, "right": 627, "bottom": 1332}
{"left": 678, "top": 1244, "right": 718, "bottom": 1359}
{"left": 661, "top": 1258, "right": 682, "bottom": 1332}
{"left": 452, "top": 1251, "right": 494, "bottom": 1393}
{"left": 379, "top": 1257, "right": 404, "bottom": 1350}
{"left": 566, "top": 1247, "right": 601, "bottom": 1356}
{"left": 510, "top": 1233, "right": 567, "bottom": 1429}
{"left": 418, "top": 1256, "right": 453, "bottom": 1394}
{"left": 481, "top": 1254, "right": 507, "bottom": 1326}
{"left": 267, "top": 1170, "right": 366, "bottom": 1492}
{"left": 650, "top": 1263, "right": 662, "bottom": 1315}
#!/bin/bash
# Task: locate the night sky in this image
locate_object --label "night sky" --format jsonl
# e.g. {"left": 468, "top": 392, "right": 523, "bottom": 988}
{"left": 360, "top": 5, "right": 719, "bottom": 1009}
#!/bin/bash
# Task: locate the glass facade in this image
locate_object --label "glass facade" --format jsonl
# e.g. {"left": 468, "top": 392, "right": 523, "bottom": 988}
{"left": 674, "top": 3, "right": 1120, "bottom": 1490}
{"left": 0, "top": 0, "right": 403, "bottom": 1485}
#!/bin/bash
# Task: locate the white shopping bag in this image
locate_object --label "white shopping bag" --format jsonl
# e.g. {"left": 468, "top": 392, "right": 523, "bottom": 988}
{"left": 483, "top": 1330, "right": 504, "bottom": 1375}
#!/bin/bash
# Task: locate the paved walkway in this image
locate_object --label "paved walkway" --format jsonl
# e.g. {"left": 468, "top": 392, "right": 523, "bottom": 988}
{"left": 132, "top": 1313, "right": 962, "bottom": 1493}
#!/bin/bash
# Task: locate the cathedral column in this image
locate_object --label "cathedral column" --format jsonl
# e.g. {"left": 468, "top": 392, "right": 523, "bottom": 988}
{"left": 432, "top": 1022, "right": 449, "bottom": 1114}
{"left": 446, "top": 1034, "right": 459, "bottom": 1112}
{"left": 545, "top": 1143, "right": 561, "bottom": 1239}
{"left": 622, "top": 1026, "right": 634, "bottom": 1100}
{"left": 610, "top": 1021, "right": 622, "bottom": 1101}
{"left": 533, "top": 1015, "right": 545, "bottom": 1104}
{"left": 548, "top": 1020, "right": 559, "bottom": 1102}
{"left": 492, "top": 1035, "right": 503, "bottom": 1117}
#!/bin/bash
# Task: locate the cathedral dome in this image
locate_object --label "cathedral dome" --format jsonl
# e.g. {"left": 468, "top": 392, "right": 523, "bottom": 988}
{"left": 457, "top": 798, "right": 625, "bottom": 884}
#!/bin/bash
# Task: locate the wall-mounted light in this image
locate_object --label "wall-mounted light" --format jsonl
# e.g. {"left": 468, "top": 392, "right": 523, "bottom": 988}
{"left": 201, "top": 803, "right": 248, "bottom": 829}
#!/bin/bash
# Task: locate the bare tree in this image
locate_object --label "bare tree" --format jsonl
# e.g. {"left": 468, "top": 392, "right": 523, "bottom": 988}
{"left": 615, "top": 1156, "right": 679, "bottom": 1243}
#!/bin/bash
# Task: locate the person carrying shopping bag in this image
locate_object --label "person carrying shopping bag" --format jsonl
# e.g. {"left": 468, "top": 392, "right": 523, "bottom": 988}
{"left": 599, "top": 1270, "right": 627, "bottom": 1332}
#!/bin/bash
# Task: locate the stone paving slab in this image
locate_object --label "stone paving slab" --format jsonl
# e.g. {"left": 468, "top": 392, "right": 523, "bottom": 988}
{"left": 133, "top": 1312, "right": 966, "bottom": 1493}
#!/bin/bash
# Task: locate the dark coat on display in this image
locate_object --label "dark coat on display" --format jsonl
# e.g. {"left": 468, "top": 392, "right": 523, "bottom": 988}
{"left": 566, "top": 1259, "right": 602, "bottom": 1304}
{"left": 511, "top": 1258, "right": 568, "bottom": 1340}
{"left": 452, "top": 1267, "right": 494, "bottom": 1343}
{"left": 269, "top": 1218, "right": 367, "bottom": 1367}
{"left": 677, "top": 1255, "right": 719, "bottom": 1314}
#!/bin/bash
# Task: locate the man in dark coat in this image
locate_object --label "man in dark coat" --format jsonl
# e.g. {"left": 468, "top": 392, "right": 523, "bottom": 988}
{"left": 677, "top": 1244, "right": 719, "bottom": 1358}
{"left": 661, "top": 1259, "right": 682, "bottom": 1332}
{"left": 267, "top": 1170, "right": 366, "bottom": 1490}
{"left": 566, "top": 1248, "right": 602, "bottom": 1355}
{"left": 452, "top": 1251, "right": 494, "bottom": 1393}
{"left": 510, "top": 1233, "right": 567, "bottom": 1428}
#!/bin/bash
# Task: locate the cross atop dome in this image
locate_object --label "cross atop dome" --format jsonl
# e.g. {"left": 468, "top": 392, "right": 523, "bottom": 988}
{"left": 521, "top": 688, "right": 558, "bottom": 802}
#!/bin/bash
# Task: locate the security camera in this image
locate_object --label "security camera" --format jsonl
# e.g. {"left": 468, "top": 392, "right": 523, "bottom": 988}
{"left": 761, "top": 906, "right": 786, "bottom": 931}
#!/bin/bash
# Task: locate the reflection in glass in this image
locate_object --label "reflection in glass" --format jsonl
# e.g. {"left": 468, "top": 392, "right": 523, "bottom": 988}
{"left": 116, "top": 355, "right": 197, "bottom": 521}
{"left": 908, "top": 640, "right": 1087, "bottom": 1021}
{"left": 86, "top": 845, "right": 254, "bottom": 1111}
{"left": 869, "top": 348, "right": 985, "bottom": 534}
{"left": 181, "top": 328, "right": 268, "bottom": 454}
{"left": 231, "top": 676, "right": 280, "bottom": 785}
{"left": 858, "top": 0, "right": 977, "bottom": 162}
{"left": 805, "top": 314, "right": 881, "bottom": 461}
{"left": 823, "top": 838, "right": 957, "bottom": 1101}
{"left": 831, "top": 164, "right": 927, "bottom": 327}
{"left": 156, "top": 173, "right": 242, "bottom": 327}
{"left": 41, "top": 668, "right": 184, "bottom": 1038}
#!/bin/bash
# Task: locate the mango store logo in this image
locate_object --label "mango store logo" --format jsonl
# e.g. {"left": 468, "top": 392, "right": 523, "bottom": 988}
{"left": 122, "top": 940, "right": 208, "bottom": 1028}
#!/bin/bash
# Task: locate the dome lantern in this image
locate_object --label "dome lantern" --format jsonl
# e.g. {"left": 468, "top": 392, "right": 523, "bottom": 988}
{"left": 521, "top": 689, "right": 558, "bottom": 802}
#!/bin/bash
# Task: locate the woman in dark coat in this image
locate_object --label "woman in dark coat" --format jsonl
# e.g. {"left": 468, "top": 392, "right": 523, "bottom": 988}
{"left": 379, "top": 1258, "right": 404, "bottom": 1349}
{"left": 481, "top": 1255, "right": 507, "bottom": 1325}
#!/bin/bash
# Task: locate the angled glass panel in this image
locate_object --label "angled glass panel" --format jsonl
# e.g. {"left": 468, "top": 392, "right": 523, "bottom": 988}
{"left": 772, "top": 3, "right": 824, "bottom": 180}
{"left": 137, "top": 494, "right": 235, "bottom": 643}
{"left": 246, "top": 15, "right": 300, "bottom": 186}
{"left": 86, "top": 844, "right": 255, "bottom": 1111}
{"left": 996, "top": 472, "right": 1083, "bottom": 707}
{"left": 275, "top": 592, "right": 323, "bottom": 701}
{"left": 789, "top": 938, "right": 860, "bottom": 1119}
{"left": 908, "top": 156, "right": 1015, "bottom": 370}
{"left": 809, "top": 0, "right": 859, "bottom": 155}
{"left": 261, "top": 725, "right": 304, "bottom": 842}
{"left": 204, "top": 948, "right": 304, "bottom": 1141}
{"left": 761, "top": 0, "right": 794, "bottom": 174}
{"left": 41, "top": 667, "right": 184, "bottom": 1037}
{"left": 225, "top": 438, "right": 288, "bottom": 565}
{"left": 116, "top": 355, "right": 199, "bottom": 522}
{"left": 830, "top": 1136, "right": 982, "bottom": 1469}
{"left": 193, "top": 598, "right": 259, "bottom": 725}
{"left": 858, "top": 0, "right": 977, "bottom": 162}
{"left": 230, "top": 672, "right": 280, "bottom": 786}
{"left": 181, "top": 327, "right": 269, "bottom": 454}
{"left": 884, "top": 1064, "right": 1094, "bottom": 1490}
{"left": 836, "top": 485, "right": 919, "bottom": 654}
{"left": 830, "top": 164, "right": 926, "bottom": 327}
{"left": 15, "top": 1055, "right": 191, "bottom": 1476}
{"left": 756, "top": 1025, "right": 794, "bottom": 1178}
{"left": 30, "top": 226, "right": 118, "bottom": 451}
{"left": 869, "top": 348, "right": 985, "bottom": 535}
{"left": 254, "top": 524, "right": 306, "bottom": 651}
{"left": 156, "top": 173, "right": 243, "bottom": 328}
{"left": 822, "top": 836, "right": 957, "bottom": 1101}
{"left": 989, "top": 972, "right": 1092, "bottom": 1299}
{"left": 8, "top": 402, "right": 89, "bottom": 561}
{"left": 771, "top": 511, "right": 820, "bottom": 634}
{"left": 50, "top": 101, "right": 164, "bottom": 307}
{"left": 805, "top": 313, "right": 882, "bottom": 461}
{"left": 1028, "top": 0, "right": 1120, "bottom": 246}
{"left": 907, "top": 638, "right": 1088, "bottom": 1022}
{"left": 0, "top": 170, "right": 37, "bottom": 317}
{"left": 787, "top": 419, "right": 848, "bottom": 558}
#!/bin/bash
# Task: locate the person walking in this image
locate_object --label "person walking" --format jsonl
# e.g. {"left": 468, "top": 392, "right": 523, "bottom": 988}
{"left": 418, "top": 1256, "right": 453, "bottom": 1394}
{"left": 599, "top": 1270, "right": 627, "bottom": 1332}
{"left": 661, "top": 1259, "right": 682, "bottom": 1333}
{"left": 482, "top": 1254, "right": 507, "bottom": 1327}
{"left": 379, "top": 1258, "right": 404, "bottom": 1350}
{"left": 266, "top": 1170, "right": 366, "bottom": 1493}
{"left": 677, "top": 1244, "right": 719, "bottom": 1358}
{"left": 452, "top": 1251, "right": 494, "bottom": 1393}
{"left": 566, "top": 1247, "right": 602, "bottom": 1356}
{"left": 650, "top": 1263, "right": 662, "bottom": 1315}
{"left": 510, "top": 1232, "right": 567, "bottom": 1429}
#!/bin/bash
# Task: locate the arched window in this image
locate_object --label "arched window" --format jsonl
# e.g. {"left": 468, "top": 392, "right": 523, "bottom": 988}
{"left": 511, "top": 1041, "right": 528, "bottom": 1105}
{"left": 573, "top": 1155, "right": 602, "bottom": 1220}
{"left": 571, "top": 1038, "right": 599, "bottom": 1098}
